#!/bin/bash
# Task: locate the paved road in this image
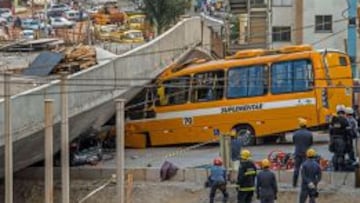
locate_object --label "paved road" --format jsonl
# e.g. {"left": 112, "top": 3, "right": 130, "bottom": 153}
{"left": 91, "top": 131, "right": 333, "bottom": 169}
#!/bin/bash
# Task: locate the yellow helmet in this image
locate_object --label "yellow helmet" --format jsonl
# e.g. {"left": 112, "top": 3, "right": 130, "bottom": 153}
{"left": 306, "top": 148, "right": 316, "bottom": 158}
{"left": 261, "top": 159, "right": 270, "bottom": 168}
{"left": 229, "top": 129, "right": 237, "bottom": 137}
{"left": 240, "top": 149, "right": 251, "bottom": 160}
{"left": 298, "top": 118, "right": 307, "bottom": 127}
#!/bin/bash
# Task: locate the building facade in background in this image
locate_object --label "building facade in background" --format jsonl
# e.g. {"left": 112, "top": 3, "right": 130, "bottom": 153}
{"left": 228, "top": 0, "right": 349, "bottom": 52}
{"left": 0, "top": 0, "right": 12, "bottom": 9}
{"left": 271, "top": 0, "right": 348, "bottom": 51}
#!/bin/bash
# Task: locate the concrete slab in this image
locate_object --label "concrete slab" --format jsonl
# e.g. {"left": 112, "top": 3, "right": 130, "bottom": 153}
{"left": 171, "top": 169, "right": 185, "bottom": 182}
{"left": 184, "top": 168, "right": 197, "bottom": 182}
{"left": 278, "top": 170, "right": 294, "bottom": 184}
{"left": 145, "top": 168, "right": 161, "bottom": 182}
{"left": 127, "top": 168, "right": 146, "bottom": 182}
{"left": 320, "top": 172, "right": 332, "bottom": 185}
{"left": 15, "top": 167, "right": 359, "bottom": 190}
{"left": 194, "top": 169, "right": 209, "bottom": 185}
{"left": 331, "top": 172, "right": 355, "bottom": 188}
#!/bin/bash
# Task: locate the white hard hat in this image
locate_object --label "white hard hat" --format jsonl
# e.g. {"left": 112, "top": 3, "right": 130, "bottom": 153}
{"left": 345, "top": 107, "right": 354, "bottom": 114}
{"left": 336, "top": 105, "right": 346, "bottom": 113}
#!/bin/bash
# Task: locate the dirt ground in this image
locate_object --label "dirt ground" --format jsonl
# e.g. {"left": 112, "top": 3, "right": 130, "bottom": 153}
{"left": 1, "top": 179, "right": 359, "bottom": 203}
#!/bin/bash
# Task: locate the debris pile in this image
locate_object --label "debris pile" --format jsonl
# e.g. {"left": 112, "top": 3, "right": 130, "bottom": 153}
{"left": 22, "top": 44, "right": 98, "bottom": 76}
{"left": 52, "top": 45, "right": 97, "bottom": 74}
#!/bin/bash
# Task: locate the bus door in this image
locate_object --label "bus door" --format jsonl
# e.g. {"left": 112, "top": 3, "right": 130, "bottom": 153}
{"left": 324, "top": 52, "right": 353, "bottom": 114}
{"left": 269, "top": 59, "right": 317, "bottom": 129}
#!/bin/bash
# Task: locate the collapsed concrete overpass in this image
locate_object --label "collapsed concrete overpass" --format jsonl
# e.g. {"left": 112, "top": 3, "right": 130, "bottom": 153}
{"left": 0, "top": 16, "right": 223, "bottom": 175}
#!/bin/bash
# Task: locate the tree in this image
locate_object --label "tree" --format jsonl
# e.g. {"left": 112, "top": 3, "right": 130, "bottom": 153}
{"left": 142, "top": 0, "right": 191, "bottom": 34}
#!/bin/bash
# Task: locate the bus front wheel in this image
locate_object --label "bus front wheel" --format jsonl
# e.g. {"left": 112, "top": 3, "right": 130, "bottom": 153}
{"left": 234, "top": 125, "right": 256, "bottom": 146}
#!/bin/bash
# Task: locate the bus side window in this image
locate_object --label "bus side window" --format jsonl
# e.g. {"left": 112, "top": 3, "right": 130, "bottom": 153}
{"left": 192, "top": 71, "right": 224, "bottom": 102}
{"left": 227, "top": 65, "right": 267, "bottom": 98}
{"left": 157, "top": 76, "right": 190, "bottom": 106}
{"left": 271, "top": 59, "right": 313, "bottom": 94}
{"left": 157, "top": 85, "right": 167, "bottom": 105}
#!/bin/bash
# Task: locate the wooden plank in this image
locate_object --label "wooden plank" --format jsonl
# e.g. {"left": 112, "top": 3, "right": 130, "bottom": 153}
{"left": 126, "top": 174, "right": 133, "bottom": 203}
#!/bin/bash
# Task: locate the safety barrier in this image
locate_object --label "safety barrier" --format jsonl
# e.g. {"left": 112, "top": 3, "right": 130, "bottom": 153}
{"left": 16, "top": 167, "right": 356, "bottom": 189}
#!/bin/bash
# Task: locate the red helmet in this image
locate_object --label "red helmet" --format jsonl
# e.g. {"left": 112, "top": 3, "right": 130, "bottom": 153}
{"left": 213, "top": 157, "right": 223, "bottom": 166}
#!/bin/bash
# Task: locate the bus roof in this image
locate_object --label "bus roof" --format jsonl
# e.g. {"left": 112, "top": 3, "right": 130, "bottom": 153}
{"left": 163, "top": 50, "right": 315, "bottom": 79}
{"left": 160, "top": 45, "right": 349, "bottom": 81}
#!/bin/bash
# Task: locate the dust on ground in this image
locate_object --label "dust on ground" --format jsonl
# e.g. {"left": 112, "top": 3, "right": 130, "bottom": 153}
{"left": 1, "top": 179, "right": 359, "bottom": 203}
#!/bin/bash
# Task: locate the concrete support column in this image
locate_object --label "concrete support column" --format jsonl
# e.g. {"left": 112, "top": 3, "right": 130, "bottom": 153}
{"left": 116, "top": 99, "right": 126, "bottom": 203}
{"left": 44, "top": 99, "right": 54, "bottom": 203}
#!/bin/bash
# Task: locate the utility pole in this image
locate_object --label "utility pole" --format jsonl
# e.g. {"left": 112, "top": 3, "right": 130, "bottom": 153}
{"left": 348, "top": 1, "right": 360, "bottom": 187}
{"left": 4, "top": 72, "right": 13, "bottom": 203}
{"left": 44, "top": 99, "right": 54, "bottom": 203}
{"left": 13, "top": 0, "right": 18, "bottom": 13}
{"left": 219, "top": 132, "right": 231, "bottom": 170}
{"left": 44, "top": 0, "right": 48, "bottom": 38}
{"left": 115, "top": 99, "right": 126, "bottom": 203}
{"left": 117, "top": 0, "right": 121, "bottom": 10}
{"left": 348, "top": 0, "right": 357, "bottom": 78}
{"left": 60, "top": 73, "right": 70, "bottom": 203}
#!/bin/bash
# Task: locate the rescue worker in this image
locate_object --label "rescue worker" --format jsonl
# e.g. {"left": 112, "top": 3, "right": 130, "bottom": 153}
{"left": 237, "top": 149, "right": 257, "bottom": 203}
{"left": 230, "top": 129, "right": 242, "bottom": 170}
{"left": 345, "top": 107, "right": 358, "bottom": 162}
{"left": 299, "top": 148, "right": 322, "bottom": 203}
{"left": 256, "top": 159, "right": 278, "bottom": 203}
{"left": 292, "top": 118, "right": 313, "bottom": 187}
{"left": 208, "top": 157, "right": 229, "bottom": 203}
{"left": 329, "top": 105, "right": 349, "bottom": 171}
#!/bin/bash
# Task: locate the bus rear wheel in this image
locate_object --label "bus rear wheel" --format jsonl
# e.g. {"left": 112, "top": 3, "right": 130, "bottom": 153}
{"left": 234, "top": 125, "right": 256, "bottom": 146}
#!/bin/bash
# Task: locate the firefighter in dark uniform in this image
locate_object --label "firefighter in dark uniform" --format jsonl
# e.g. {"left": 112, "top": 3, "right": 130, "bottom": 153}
{"left": 256, "top": 159, "right": 278, "bottom": 203}
{"left": 329, "top": 105, "right": 349, "bottom": 171}
{"left": 208, "top": 157, "right": 229, "bottom": 203}
{"left": 300, "top": 148, "right": 322, "bottom": 203}
{"left": 292, "top": 118, "right": 313, "bottom": 187}
{"left": 345, "top": 107, "right": 357, "bottom": 162}
{"left": 237, "top": 149, "right": 257, "bottom": 203}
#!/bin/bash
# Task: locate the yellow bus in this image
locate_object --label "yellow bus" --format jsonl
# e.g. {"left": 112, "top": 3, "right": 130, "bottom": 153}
{"left": 125, "top": 45, "right": 353, "bottom": 148}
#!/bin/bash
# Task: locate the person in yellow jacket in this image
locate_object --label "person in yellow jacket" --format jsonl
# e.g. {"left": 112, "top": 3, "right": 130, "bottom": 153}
{"left": 237, "top": 149, "right": 257, "bottom": 203}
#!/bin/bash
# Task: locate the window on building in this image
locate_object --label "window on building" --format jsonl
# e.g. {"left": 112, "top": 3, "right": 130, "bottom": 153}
{"left": 315, "top": 15, "right": 332, "bottom": 32}
{"left": 157, "top": 76, "right": 190, "bottom": 106}
{"left": 271, "top": 60, "right": 314, "bottom": 94}
{"left": 272, "top": 26, "right": 291, "bottom": 42}
{"left": 227, "top": 65, "right": 268, "bottom": 98}
{"left": 192, "top": 71, "right": 224, "bottom": 102}
{"left": 272, "top": 0, "right": 293, "bottom": 6}
{"left": 250, "top": 0, "right": 265, "bottom": 6}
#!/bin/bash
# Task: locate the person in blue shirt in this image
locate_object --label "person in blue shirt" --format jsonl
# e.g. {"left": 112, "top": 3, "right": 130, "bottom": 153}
{"left": 292, "top": 118, "right": 313, "bottom": 187}
{"left": 209, "top": 157, "right": 229, "bottom": 203}
{"left": 299, "top": 148, "right": 322, "bottom": 203}
{"left": 256, "top": 159, "right": 278, "bottom": 203}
